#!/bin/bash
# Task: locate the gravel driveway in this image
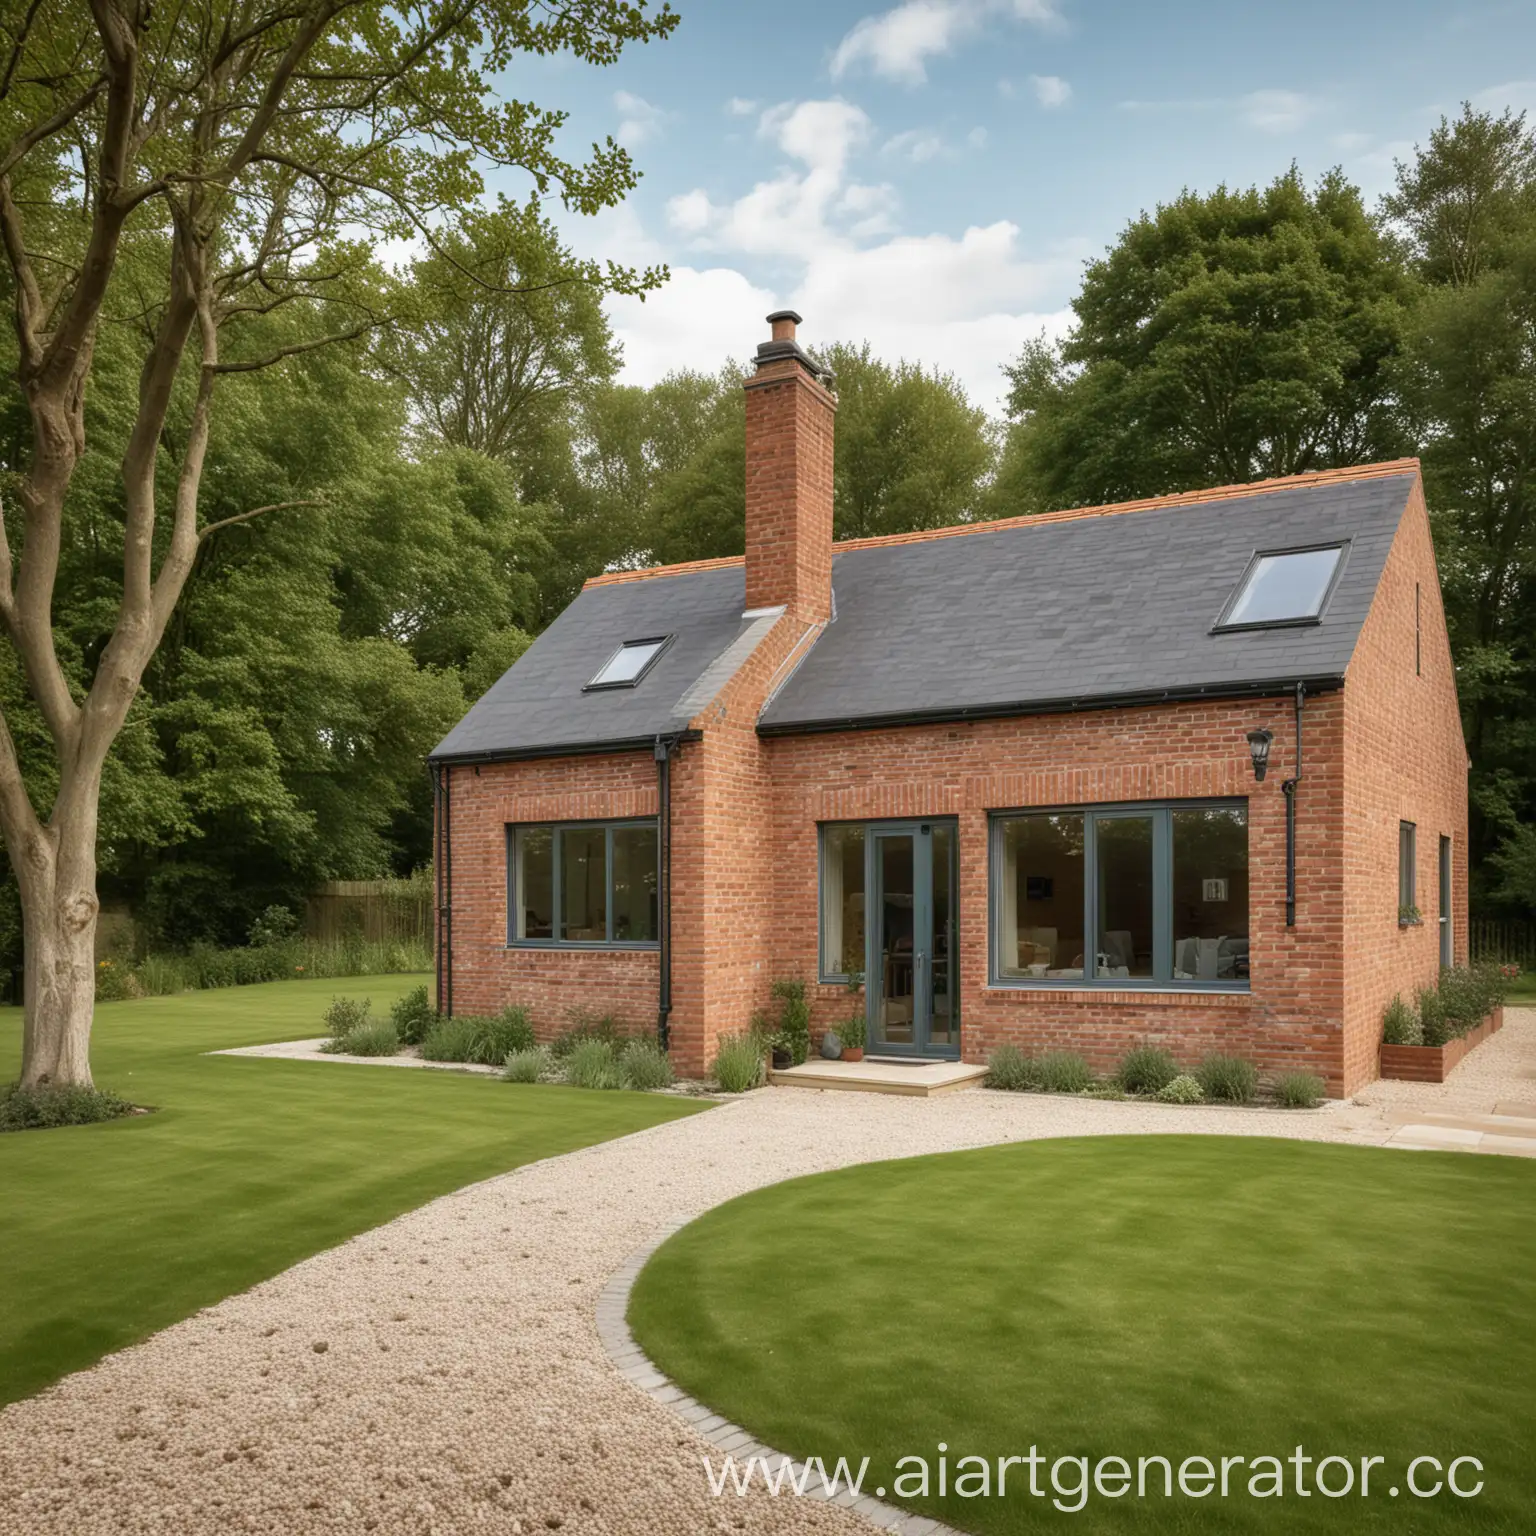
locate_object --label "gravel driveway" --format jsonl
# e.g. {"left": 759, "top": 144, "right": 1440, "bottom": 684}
{"left": 3, "top": 1013, "right": 1532, "bottom": 1536}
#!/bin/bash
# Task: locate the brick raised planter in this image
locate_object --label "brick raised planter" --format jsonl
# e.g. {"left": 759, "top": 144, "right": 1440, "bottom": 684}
{"left": 1379, "top": 1006, "right": 1504, "bottom": 1084}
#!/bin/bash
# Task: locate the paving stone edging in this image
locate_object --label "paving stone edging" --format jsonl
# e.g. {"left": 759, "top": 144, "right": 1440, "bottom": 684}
{"left": 597, "top": 1227, "right": 964, "bottom": 1536}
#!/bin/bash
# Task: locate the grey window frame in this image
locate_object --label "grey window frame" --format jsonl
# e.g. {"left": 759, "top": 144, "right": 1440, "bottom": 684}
{"left": 1211, "top": 541, "right": 1349, "bottom": 633}
{"left": 988, "top": 799, "right": 1251, "bottom": 992}
{"left": 506, "top": 818, "right": 660, "bottom": 948}
{"left": 1439, "top": 835, "right": 1453, "bottom": 966}
{"left": 1399, "top": 821, "right": 1417, "bottom": 914}
{"left": 583, "top": 635, "right": 673, "bottom": 692}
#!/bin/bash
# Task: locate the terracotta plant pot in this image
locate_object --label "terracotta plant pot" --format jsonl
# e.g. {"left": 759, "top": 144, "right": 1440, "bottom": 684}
{"left": 841, "top": 1047, "right": 865, "bottom": 1063}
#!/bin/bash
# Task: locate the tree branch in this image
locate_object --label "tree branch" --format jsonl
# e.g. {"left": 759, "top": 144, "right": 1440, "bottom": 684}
{"left": 197, "top": 498, "right": 321, "bottom": 542}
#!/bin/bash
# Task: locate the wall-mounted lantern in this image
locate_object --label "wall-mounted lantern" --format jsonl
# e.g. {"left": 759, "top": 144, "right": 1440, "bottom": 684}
{"left": 1246, "top": 728, "right": 1274, "bottom": 782}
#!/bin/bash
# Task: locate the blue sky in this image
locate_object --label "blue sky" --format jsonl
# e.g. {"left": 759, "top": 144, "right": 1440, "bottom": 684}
{"left": 507, "top": 0, "right": 1536, "bottom": 413}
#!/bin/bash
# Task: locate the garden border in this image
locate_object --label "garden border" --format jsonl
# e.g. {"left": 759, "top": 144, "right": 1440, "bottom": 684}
{"left": 597, "top": 1228, "right": 965, "bottom": 1536}
{"left": 1380, "top": 1006, "right": 1504, "bottom": 1084}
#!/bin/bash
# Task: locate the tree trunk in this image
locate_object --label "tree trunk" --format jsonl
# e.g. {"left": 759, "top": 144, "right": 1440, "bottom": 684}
{"left": 15, "top": 809, "right": 99, "bottom": 1090}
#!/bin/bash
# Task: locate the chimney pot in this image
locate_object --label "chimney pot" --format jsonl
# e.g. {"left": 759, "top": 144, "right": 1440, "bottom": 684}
{"left": 767, "top": 309, "right": 802, "bottom": 342}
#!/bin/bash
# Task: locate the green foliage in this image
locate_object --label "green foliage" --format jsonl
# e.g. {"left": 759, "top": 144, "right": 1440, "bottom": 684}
{"left": 1195, "top": 1054, "right": 1260, "bottom": 1104}
{"left": 551, "top": 1011, "right": 630, "bottom": 1059}
{"left": 768, "top": 979, "right": 812, "bottom": 1065}
{"left": 564, "top": 1039, "right": 624, "bottom": 1091}
{"left": 1382, "top": 994, "right": 1424, "bottom": 1046}
{"left": 418, "top": 1016, "right": 481, "bottom": 1063}
{"left": 1115, "top": 1045, "right": 1179, "bottom": 1096}
{"left": 248, "top": 906, "right": 300, "bottom": 946}
{"left": 998, "top": 168, "right": 1412, "bottom": 512}
{"left": 984, "top": 1044, "right": 1039, "bottom": 1092}
{"left": 1157, "top": 1074, "right": 1205, "bottom": 1104}
{"left": 418, "top": 1009, "right": 533, "bottom": 1065}
{"left": 122, "top": 938, "right": 430, "bottom": 997}
{"left": 321, "top": 1018, "right": 401, "bottom": 1057}
{"left": 92, "top": 959, "right": 141, "bottom": 1002}
{"left": 837, "top": 1009, "right": 867, "bottom": 1052}
{"left": 0, "top": 1083, "right": 137, "bottom": 1134}
{"left": 711, "top": 1033, "right": 766, "bottom": 1094}
{"left": 390, "top": 986, "right": 436, "bottom": 1047}
{"left": 1417, "top": 984, "right": 1452, "bottom": 1047}
{"left": 620, "top": 1038, "right": 676, "bottom": 1091}
{"left": 1035, "top": 1051, "right": 1094, "bottom": 1095}
{"left": 323, "top": 996, "right": 372, "bottom": 1039}
{"left": 502, "top": 1048, "right": 552, "bottom": 1084}
{"left": 1437, "top": 963, "right": 1506, "bottom": 1036}
{"left": 1273, "top": 1072, "right": 1327, "bottom": 1109}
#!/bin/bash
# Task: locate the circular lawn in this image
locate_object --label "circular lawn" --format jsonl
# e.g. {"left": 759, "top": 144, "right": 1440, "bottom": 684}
{"left": 628, "top": 1136, "right": 1534, "bottom": 1534}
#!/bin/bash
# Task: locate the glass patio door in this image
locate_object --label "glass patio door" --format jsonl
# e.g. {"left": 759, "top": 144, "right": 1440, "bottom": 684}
{"left": 868, "top": 822, "right": 957, "bottom": 1058}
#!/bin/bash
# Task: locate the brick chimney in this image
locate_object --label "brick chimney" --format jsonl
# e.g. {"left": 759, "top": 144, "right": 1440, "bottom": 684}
{"left": 743, "top": 310, "right": 836, "bottom": 622}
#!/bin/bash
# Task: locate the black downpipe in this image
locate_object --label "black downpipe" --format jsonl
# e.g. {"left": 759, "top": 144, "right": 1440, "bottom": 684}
{"left": 1281, "top": 682, "right": 1305, "bottom": 929}
{"left": 654, "top": 734, "right": 678, "bottom": 1050}
{"left": 434, "top": 761, "right": 453, "bottom": 1015}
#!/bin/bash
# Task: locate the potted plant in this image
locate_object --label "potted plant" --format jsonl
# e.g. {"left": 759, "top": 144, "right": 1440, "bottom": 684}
{"left": 768, "top": 1030, "right": 793, "bottom": 1072}
{"left": 839, "top": 972, "right": 868, "bottom": 1062}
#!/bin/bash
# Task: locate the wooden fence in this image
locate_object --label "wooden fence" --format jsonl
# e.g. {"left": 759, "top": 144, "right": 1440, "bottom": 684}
{"left": 305, "top": 879, "right": 432, "bottom": 945}
{"left": 1470, "top": 918, "right": 1536, "bottom": 968}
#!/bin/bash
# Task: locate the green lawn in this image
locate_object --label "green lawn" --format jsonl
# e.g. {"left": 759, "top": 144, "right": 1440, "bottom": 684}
{"left": 0, "top": 975, "right": 704, "bottom": 1406}
{"left": 631, "top": 1137, "right": 1535, "bottom": 1535}
{"left": 1503, "top": 974, "right": 1536, "bottom": 1006}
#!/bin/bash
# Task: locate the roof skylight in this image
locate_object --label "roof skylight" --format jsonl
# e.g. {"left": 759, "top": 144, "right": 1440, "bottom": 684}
{"left": 1215, "top": 545, "right": 1345, "bottom": 631}
{"left": 585, "top": 636, "right": 670, "bottom": 690}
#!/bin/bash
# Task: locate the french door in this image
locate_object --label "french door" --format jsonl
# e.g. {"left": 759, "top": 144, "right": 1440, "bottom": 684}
{"left": 867, "top": 821, "right": 958, "bottom": 1058}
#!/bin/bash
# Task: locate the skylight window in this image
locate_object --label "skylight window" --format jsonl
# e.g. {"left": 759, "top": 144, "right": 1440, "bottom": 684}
{"left": 585, "top": 636, "right": 670, "bottom": 690}
{"left": 1215, "top": 545, "right": 1345, "bottom": 631}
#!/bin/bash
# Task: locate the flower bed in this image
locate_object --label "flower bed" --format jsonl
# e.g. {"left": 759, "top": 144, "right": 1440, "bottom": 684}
{"left": 1380, "top": 1004, "right": 1504, "bottom": 1083}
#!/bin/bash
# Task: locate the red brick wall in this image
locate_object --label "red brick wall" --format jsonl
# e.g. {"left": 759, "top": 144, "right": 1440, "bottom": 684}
{"left": 743, "top": 359, "right": 835, "bottom": 622}
{"left": 1340, "top": 479, "right": 1469, "bottom": 1093}
{"left": 763, "top": 696, "right": 1351, "bottom": 1091}
{"left": 441, "top": 752, "right": 662, "bottom": 1039}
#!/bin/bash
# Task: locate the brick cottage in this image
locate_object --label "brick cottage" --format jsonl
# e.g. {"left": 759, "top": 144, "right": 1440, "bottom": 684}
{"left": 429, "top": 312, "right": 1468, "bottom": 1096}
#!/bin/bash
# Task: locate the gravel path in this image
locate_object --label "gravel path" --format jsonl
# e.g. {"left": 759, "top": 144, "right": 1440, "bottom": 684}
{"left": 3, "top": 1013, "right": 1532, "bottom": 1536}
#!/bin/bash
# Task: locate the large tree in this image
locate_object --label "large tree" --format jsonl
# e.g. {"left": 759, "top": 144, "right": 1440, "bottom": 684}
{"left": 0, "top": 0, "right": 672, "bottom": 1087}
{"left": 1389, "top": 108, "right": 1536, "bottom": 913}
{"left": 997, "top": 169, "right": 1415, "bottom": 511}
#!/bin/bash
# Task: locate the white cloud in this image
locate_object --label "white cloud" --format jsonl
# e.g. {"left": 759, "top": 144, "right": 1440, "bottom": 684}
{"left": 761, "top": 98, "right": 872, "bottom": 175}
{"left": 832, "top": 0, "right": 1062, "bottom": 86}
{"left": 665, "top": 188, "right": 714, "bottom": 235}
{"left": 614, "top": 90, "right": 667, "bottom": 147}
{"left": 883, "top": 127, "right": 947, "bottom": 162}
{"left": 1239, "top": 89, "right": 1319, "bottom": 134}
{"left": 725, "top": 96, "right": 759, "bottom": 116}
{"left": 967, "top": 125, "right": 989, "bottom": 148}
{"left": 606, "top": 265, "right": 775, "bottom": 383}
{"left": 1029, "top": 74, "right": 1072, "bottom": 108}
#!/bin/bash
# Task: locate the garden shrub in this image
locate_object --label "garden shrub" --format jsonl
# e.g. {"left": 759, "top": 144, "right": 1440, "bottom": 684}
{"left": 390, "top": 985, "right": 436, "bottom": 1046}
{"left": 1, "top": 1081, "right": 137, "bottom": 1132}
{"left": 1417, "top": 984, "right": 1451, "bottom": 1047}
{"left": 1381, "top": 994, "right": 1422, "bottom": 1046}
{"left": 322, "top": 1017, "right": 400, "bottom": 1057}
{"left": 502, "top": 1047, "right": 552, "bottom": 1083}
{"left": 1274, "top": 1072, "right": 1326, "bottom": 1108}
{"left": 1036, "top": 1051, "right": 1093, "bottom": 1094}
{"left": 248, "top": 904, "right": 299, "bottom": 946}
{"left": 985, "top": 1044, "right": 1039, "bottom": 1092}
{"left": 93, "top": 958, "right": 142, "bottom": 1001}
{"left": 1157, "top": 1074, "right": 1204, "bottom": 1104}
{"left": 712, "top": 1032, "right": 766, "bottom": 1093}
{"left": 1195, "top": 1053, "right": 1259, "bottom": 1104}
{"left": 551, "top": 1010, "right": 629, "bottom": 1059}
{"left": 1115, "top": 1045, "right": 1178, "bottom": 1096}
{"left": 620, "top": 1038, "right": 675, "bottom": 1091}
{"left": 323, "top": 995, "right": 371, "bottom": 1038}
{"left": 564, "top": 1039, "right": 624, "bottom": 1091}
{"left": 469, "top": 1007, "right": 535, "bottom": 1064}
{"left": 768, "top": 978, "right": 812, "bottom": 1065}
{"left": 419, "top": 1014, "right": 481, "bottom": 1062}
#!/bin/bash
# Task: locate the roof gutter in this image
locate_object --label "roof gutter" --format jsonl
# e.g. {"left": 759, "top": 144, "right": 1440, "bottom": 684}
{"left": 429, "top": 730, "right": 702, "bottom": 768}
{"left": 754, "top": 675, "right": 1345, "bottom": 739}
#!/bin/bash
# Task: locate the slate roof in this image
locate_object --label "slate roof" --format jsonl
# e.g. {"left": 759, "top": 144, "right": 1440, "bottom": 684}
{"left": 431, "top": 469, "right": 1416, "bottom": 761}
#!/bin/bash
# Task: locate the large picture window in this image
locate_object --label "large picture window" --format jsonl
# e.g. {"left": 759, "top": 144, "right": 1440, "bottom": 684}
{"left": 508, "top": 820, "right": 658, "bottom": 946}
{"left": 992, "top": 801, "right": 1249, "bottom": 989}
